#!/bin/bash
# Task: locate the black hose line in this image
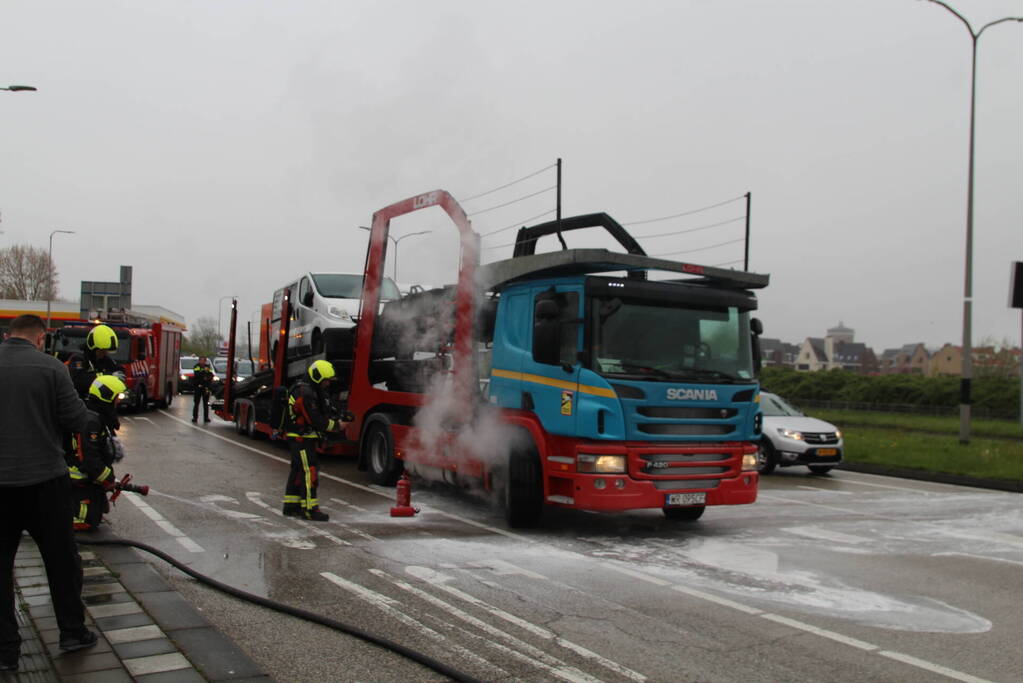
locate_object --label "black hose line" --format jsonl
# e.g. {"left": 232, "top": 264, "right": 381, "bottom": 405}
{"left": 77, "top": 537, "right": 484, "bottom": 683}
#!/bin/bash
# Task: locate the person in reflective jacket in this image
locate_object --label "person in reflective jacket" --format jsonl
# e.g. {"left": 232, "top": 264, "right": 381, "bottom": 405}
{"left": 191, "top": 357, "right": 214, "bottom": 423}
{"left": 64, "top": 324, "right": 121, "bottom": 433}
{"left": 282, "top": 360, "right": 346, "bottom": 521}
{"left": 65, "top": 376, "right": 125, "bottom": 532}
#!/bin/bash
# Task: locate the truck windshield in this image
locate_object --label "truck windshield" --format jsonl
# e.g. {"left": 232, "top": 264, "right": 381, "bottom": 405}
{"left": 590, "top": 298, "right": 755, "bottom": 383}
{"left": 312, "top": 274, "right": 401, "bottom": 301}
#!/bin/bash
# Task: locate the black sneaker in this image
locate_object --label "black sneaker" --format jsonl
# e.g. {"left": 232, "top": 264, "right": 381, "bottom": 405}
{"left": 59, "top": 629, "right": 98, "bottom": 652}
{"left": 305, "top": 508, "right": 329, "bottom": 522}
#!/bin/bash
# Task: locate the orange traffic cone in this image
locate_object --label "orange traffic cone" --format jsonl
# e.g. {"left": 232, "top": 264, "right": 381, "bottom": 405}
{"left": 390, "top": 472, "right": 419, "bottom": 517}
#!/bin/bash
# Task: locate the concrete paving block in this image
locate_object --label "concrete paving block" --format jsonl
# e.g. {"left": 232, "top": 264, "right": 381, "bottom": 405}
{"left": 123, "top": 652, "right": 192, "bottom": 677}
{"left": 169, "top": 627, "right": 266, "bottom": 679}
{"left": 112, "top": 562, "right": 172, "bottom": 593}
{"left": 136, "top": 591, "right": 212, "bottom": 631}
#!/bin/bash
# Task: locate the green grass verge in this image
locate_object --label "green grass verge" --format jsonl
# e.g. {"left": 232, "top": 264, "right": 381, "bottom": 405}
{"left": 840, "top": 426, "right": 1023, "bottom": 482}
{"left": 810, "top": 408, "right": 1023, "bottom": 440}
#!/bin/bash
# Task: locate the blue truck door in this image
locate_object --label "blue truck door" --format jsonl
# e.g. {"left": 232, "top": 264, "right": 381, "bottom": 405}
{"left": 521, "top": 285, "right": 582, "bottom": 437}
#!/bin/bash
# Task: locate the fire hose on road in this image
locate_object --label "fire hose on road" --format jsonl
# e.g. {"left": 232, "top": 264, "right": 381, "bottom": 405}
{"left": 76, "top": 536, "right": 484, "bottom": 683}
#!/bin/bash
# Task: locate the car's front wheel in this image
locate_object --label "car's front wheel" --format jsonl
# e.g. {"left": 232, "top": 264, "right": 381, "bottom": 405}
{"left": 757, "top": 439, "right": 777, "bottom": 475}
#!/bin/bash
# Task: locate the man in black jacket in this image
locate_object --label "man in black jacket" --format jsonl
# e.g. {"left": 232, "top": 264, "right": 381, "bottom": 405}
{"left": 0, "top": 315, "right": 98, "bottom": 672}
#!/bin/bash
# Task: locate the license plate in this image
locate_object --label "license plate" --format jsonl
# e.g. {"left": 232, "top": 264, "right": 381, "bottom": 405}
{"left": 816, "top": 448, "right": 837, "bottom": 456}
{"left": 665, "top": 492, "right": 706, "bottom": 507}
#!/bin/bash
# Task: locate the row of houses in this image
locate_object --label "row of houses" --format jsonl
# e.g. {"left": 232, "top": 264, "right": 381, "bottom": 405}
{"left": 761, "top": 322, "right": 1021, "bottom": 377}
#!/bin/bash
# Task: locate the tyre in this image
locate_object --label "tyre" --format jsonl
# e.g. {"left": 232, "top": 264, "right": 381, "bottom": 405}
{"left": 808, "top": 466, "right": 834, "bottom": 475}
{"left": 504, "top": 443, "right": 543, "bottom": 528}
{"left": 663, "top": 505, "right": 706, "bottom": 521}
{"left": 135, "top": 387, "right": 148, "bottom": 413}
{"left": 757, "top": 439, "right": 777, "bottom": 475}
{"left": 234, "top": 406, "right": 246, "bottom": 435}
{"left": 363, "top": 416, "right": 402, "bottom": 486}
{"left": 246, "top": 409, "right": 258, "bottom": 439}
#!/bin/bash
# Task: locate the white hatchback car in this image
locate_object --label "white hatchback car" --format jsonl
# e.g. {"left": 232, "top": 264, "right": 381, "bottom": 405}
{"left": 757, "top": 391, "right": 843, "bottom": 475}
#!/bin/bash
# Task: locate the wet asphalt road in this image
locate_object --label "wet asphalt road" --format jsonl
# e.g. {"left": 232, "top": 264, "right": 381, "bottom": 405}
{"left": 99, "top": 398, "right": 1023, "bottom": 683}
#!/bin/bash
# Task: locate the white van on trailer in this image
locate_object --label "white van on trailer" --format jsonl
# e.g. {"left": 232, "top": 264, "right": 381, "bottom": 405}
{"left": 271, "top": 272, "right": 402, "bottom": 358}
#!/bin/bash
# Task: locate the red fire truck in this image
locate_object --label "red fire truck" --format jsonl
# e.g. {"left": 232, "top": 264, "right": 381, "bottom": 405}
{"left": 52, "top": 321, "right": 183, "bottom": 411}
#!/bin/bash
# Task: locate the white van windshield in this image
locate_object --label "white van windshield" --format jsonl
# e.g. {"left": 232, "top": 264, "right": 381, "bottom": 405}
{"left": 312, "top": 274, "right": 400, "bottom": 300}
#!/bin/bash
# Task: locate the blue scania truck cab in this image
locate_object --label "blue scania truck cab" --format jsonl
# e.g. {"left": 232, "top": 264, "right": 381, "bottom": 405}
{"left": 476, "top": 213, "right": 768, "bottom": 526}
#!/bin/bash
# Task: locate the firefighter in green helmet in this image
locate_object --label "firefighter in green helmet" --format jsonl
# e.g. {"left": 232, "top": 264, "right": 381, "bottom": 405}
{"left": 65, "top": 375, "right": 126, "bottom": 532}
{"left": 281, "top": 360, "right": 348, "bottom": 521}
{"left": 64, "top": 324, "right": 122, "bottom": 433}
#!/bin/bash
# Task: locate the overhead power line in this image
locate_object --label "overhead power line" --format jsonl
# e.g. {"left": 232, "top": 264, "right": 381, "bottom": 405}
{"left": 656, "top": 237, "right": 745, "bottom": 258}
{"left": 467, "top": 186, "right": 557, "bottom": 217}
{"left": 635, "top": 216, "right": 745, "bottom": 240}
{"left": 461, "top": 163, "right": 558, "bottom": 202}
{"left": 480, "top": 209, "right": 557, "bottom": 238}
{"left": 622, "top": 195, "right": 746, "bottom": 226}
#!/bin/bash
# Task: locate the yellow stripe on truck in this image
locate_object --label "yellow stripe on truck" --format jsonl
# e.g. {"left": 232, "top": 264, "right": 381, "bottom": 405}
{"left": 491, "top": 368, "right": 617, "bottom": 399}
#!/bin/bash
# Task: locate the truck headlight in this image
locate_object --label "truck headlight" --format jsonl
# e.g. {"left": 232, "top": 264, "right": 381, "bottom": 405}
{"left": 180, "top": 374, "right": 188, "bottom": 381}
{"left": 327, "top": 305, "right": 351, "bottom": 321}
{"left": 778, "top": 428, "right": 803, "bottom": 441}
{"left": 741, "top": 454, "right": 758, "bottom": 471}
{"left": 577, "top": 454, "right": 626, "bottom": 474}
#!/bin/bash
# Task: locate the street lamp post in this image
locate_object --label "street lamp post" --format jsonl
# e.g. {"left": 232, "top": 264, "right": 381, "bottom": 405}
{"left": 218, "top": 295, "right": 238, "bottom": 342}
{"left": 358, "top": 226, "right": 433, "bottom": 282}
{"left": 46, "top": 230, "right": 75, "bottom": 329}
{"left": 922, "top": 0, "right": 1023, "bottom": 444}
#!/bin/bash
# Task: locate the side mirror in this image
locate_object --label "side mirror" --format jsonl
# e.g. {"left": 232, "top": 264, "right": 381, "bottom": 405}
{"left": 751, "top": 317, "right": 763, "bottom": 375}
{"left": 751, "top": 317, "right": 763, "bottom": 336}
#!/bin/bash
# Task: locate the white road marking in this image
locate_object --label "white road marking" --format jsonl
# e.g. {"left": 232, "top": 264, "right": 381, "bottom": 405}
{"left": 320, "top": 572, "right": 506, "bottom": 677}
{"left": 245, "top": 492, "right": 350, "bottom": 546}
{"left": 607, "top": 562, "right": 994, "bottom": 683}
{"left": 136, "top": 417, "right": 155, "bottom": 425}
{"left": 123, "top": 494, "right": 204, "bottom": 553}
{"left": 405, "top": 566, "right": 646, "bottom": 682}
{"left": 934, "top": 552, "right": 1023, "bottom": 567}
{"left": 878, "top": 650, "right": 994, "bottom": 683}
{"left": 163, "top": 409, "right": 998, "bottom": 683}
{"left": 784, "top": 526, "right": 873, "bottom": 545}
{"left": 370, "top": 569, "right": 609, "bottom": 683}
{"left": 329, "top": 497, "right": 368, "bottom": 513}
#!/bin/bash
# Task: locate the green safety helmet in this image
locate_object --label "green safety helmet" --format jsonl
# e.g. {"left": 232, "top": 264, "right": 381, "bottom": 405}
{"left": 89, "top": 375, "right": 127, "bottom": 403}
{"left": 308, "top": 360, "right": 336, "bottom": 384}
{"left": 86, "top": 324, "right": 118, "bottom": 351}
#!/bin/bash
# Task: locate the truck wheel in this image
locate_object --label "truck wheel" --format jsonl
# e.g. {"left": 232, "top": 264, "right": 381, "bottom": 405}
{"left": 757, "top": 440, "right": 777, "bottom": 475}
{"left": 363, "top": 416, "right": 402, "bottom": 486}
{"left": 504, "top": 443, "right": 543, "bottom": 528}
{"left": 135, "top": 387, "right": 148, "bottom": 413}
{"left": 808, "top": 466, "right": 833, "bottom": 475}
{"left": 246, "top": 410, "right": 258, "bottom": 439}
{"left": 663, "top": 505, "right": 705, "bottom": 521}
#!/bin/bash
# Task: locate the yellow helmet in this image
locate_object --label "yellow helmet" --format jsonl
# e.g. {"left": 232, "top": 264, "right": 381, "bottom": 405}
{"left": 308, "top": 360, "right": 336, "bottom": 384}
{"left": 86, "top": 324, "right": 118, "bottom": 351}
{"left": 89, "top": 375, "right": 127, "bottom": 403}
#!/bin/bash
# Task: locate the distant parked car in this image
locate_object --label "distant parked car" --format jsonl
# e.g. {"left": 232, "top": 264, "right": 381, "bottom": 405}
{"left": 178, "top": 355, "right": 220, "bottom": 394}
{"left": 757, "top": 391, "right": 843, "bottom": 475}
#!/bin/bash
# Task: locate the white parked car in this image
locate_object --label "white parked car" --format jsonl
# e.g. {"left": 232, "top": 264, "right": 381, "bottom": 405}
{"left": 757, "top": 391, "right": 843, "bottom": 475}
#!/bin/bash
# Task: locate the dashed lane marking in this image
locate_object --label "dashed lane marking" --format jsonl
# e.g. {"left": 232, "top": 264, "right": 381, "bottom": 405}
{"left": 123, "top": 493, "right": 204, "bottom": 553}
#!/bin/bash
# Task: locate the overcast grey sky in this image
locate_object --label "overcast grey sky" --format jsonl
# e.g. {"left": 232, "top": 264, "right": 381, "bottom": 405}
{"left": 2, "top": 0, "right": 1021, "bottom": 352}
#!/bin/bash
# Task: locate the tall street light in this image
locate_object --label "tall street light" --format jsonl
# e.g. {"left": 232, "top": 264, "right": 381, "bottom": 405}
{"left": 922, "top": 0, "right": 1023, "bottom": 444}
{"left": 46, "top": 230, "right": 75, "bottom": 329}
{"left": 218, "top": 295, "right": 238, "bottom": 342}
{"left": 358, "top": 226, "right": 433, "bottom": 282}
{"left": 1, "top": 84, "right": 37, "bottom": 92}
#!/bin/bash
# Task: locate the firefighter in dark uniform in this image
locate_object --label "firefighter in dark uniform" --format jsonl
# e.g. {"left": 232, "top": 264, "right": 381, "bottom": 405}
{"left": 65, "top": 376, "right": 125, "bottom": 532}
{"left": 282, "top": 360, "right": 346, "bottom": 521}
{"left": 191, "top": 357, "right": 214, "bottom": 423}
{"left": 64, "top": 324, "right": 121, "bottom": 434}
